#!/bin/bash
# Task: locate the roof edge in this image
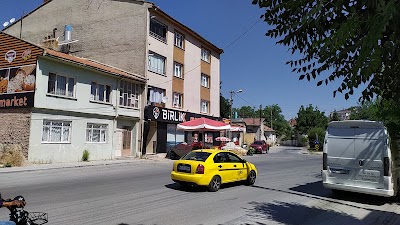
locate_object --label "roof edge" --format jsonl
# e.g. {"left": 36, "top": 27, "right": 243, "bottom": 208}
{"left": 148, "top": 3, "right": 224, "bottom": 54}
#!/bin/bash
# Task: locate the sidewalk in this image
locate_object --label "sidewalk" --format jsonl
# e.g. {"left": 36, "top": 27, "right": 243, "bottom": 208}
{"left": 0, "top": 155, "right": 172, "bottom": 173}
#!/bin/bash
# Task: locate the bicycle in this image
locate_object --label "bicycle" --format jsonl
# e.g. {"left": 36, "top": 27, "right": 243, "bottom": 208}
{"left": 1, "top": 195, "right": 48, "bottom": 225}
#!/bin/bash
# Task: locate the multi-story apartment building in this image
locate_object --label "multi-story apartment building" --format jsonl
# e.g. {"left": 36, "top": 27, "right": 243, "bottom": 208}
{"left": 3, "top": 0, "right": 223, "bottom": 157}
{"left": 0, "top": 32, "right": 145, "bottom": 163}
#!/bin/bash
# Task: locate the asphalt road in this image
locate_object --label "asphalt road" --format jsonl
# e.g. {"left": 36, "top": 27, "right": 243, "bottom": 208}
{"left": 1, "top": 146, "right": 400, "bottom": 225}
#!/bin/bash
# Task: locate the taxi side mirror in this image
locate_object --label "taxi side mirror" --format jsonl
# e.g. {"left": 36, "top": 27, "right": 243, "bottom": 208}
{"left": 241, "top": 159, "right": 246, "bottom": 163}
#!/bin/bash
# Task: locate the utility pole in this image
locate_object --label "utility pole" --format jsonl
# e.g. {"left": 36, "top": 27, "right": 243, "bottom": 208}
{"left": 259, "top": 104, "right": 262, "bottom": 140}
{"left": 270, "top": 107, "right": 273, "bottom": 130}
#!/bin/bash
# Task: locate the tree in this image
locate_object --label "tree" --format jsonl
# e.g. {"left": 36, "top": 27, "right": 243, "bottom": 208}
{"left": 330, "top": 111, "right": 340, "bottom": 121}
{"left": 252, "top": 0, "right": 400, "bottom": 104}
{"left": 257, "top": 104, "right": 291, "bottom": 138}
{"left": 295, "top": 105, "right": 329, "bottom": 135}
{"left": 307, "top": 127, "right": 326, "bottom": 149}
{"left": 220, "top": 95, "right": 230, "bottom": 119}
{"left": 350, "top": 98, "right": 400, "bottom": 136}
{"left": 349, "top": 102, "right": 379, "bottom": 120}
{"left": 234, "top": 106, "right": 255, "bottom": 118}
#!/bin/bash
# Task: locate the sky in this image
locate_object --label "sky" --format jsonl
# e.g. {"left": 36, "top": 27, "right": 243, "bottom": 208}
{"left": 0, "top": 0, "right": 364, "bottom": 120}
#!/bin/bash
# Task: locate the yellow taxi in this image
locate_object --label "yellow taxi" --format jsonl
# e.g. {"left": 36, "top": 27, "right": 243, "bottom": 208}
{"left": 171, "top": 149, "right": 257, "bottom": 192}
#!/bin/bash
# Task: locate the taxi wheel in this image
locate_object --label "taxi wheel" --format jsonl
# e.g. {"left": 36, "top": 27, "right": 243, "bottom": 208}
{"left": 246, "top": 170, "right": 256, "bottom": 185}
{"left": 208, "top": 176, "right": 221, "bottom": 192}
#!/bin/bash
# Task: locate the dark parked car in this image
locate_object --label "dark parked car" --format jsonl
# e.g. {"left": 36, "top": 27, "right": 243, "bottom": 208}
{"left": 250, "top": 140, "right": 269, "bottom": 154}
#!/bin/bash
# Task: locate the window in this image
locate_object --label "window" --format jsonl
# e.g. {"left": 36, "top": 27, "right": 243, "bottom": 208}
{"left": 86, "top": 123, "right": 108, "bottom": 143}
{"left": 201, "top": 48, "right": 210, "bottom": 63}
{"left": 42, "top": 120, "right": 71, "bottom": 143}
{"left": 148, "top": 51, "right": 166, "bottom": 75}
{"left": 119, "top": 81, "right": 140, "bottom": 108}
{"left": 182, "top": 151, "right": 212, "bottom": 162}
{"left": 150, "top": 19, "right": 167, "bottom": 42}
{"left": 174, "top": 31, "right": 184, "bottom": 48}
{"left": 227, "top": 152, "right": 242, "bottom": 163}
{"left": 201, "top": 74, "right": 210, "bottom": 88}
{"left": 201, "top": 100, "right": 209, "bottom": 113}
{"left": 174, "top": 62, "right": 183, "bottom": 78}
{"left": 48, "top": 73, "right": 75, "bottom": 98}
{"left": 91, "top": 82, "right": 111, "bottom": 103}
{"left": 148, "top": 86, "right": 165, "bottom": 103}
{"left": 173, "top": 92, "right": 183, "bottom": 108}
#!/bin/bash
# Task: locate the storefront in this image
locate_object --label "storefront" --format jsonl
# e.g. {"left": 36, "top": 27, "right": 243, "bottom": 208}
{"left": 143, "top": 105, "right": 222, "bottom": 154}
{"left": 0, "top": 32, "right": 44, "bottom": 158}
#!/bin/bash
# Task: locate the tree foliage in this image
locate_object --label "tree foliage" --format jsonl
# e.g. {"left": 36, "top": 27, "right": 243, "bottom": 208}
{"left": 307, "top": 127, "right": 326, "bottom": 148}
{"left": 330, "top": 111, "right": 340, "bottom": 121}
{"left": 252, "top": 0, "right": 400, "bottom": 104}
{"left": 350, "top": 98, "right": 400, "bottom": 136}
{"left": 296, "top": 105, "right": 329, "bottom": 135}
{"left": 220, "top": 95, "right": 230, "bottom": 119}
{"left": 234, "top": 106, "right": 255, "bottom": 118}
{"left": 258, "top": 104, "right": 291, "bottom": 138}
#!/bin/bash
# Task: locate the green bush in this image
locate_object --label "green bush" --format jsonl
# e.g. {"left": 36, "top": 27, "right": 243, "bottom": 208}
{"left": 307, "top": 127, "right": 325, "bottom": 150}
{"left": 82, "top": 150, "right": 90, "bottom": 162}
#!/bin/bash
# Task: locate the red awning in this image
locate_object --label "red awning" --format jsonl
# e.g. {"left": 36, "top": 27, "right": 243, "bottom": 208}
{"left": 177, "top": 117, "right": 230, "bottom": 131}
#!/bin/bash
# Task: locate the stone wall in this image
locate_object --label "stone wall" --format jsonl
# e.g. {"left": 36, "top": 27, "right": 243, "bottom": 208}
{"left": 0, "top": 108, "right": 32, "bottom": 158}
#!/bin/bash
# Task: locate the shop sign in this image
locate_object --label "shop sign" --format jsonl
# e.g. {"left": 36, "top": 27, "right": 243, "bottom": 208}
{"left": 151, "top": 106, "right": 186, "bottom": 123}
{"left": 0, "top": 64, "right": 36, "bottom": 108}
{"left": 0, "top": 92, "right": 34, "bottom": 108}
{"left": 146, "top": 105, "right": 220, "bottom": 123}
{"left": 5, "top": 50, "right": 17, "bottom": 63}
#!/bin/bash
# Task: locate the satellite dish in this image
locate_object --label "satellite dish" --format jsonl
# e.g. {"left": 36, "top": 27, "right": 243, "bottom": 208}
{"left": 3, "top": 21, "right": 9, "bottom": 27}
{"left": 9, "top": 18, "right": 15, "bottom": 23}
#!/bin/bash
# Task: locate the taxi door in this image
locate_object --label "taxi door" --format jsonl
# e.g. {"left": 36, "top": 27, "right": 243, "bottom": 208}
{"left": 227, "top": 152, "right": 248, "bottom": 181}
{"left": 213, "top": 152, "right": 233, "bottom": 183}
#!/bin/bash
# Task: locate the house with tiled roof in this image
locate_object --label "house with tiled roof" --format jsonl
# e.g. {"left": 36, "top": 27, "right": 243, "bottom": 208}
{"left": 3, "top": 0, "right": 223, "bottom": 157}
{"left": 0, "top": 32, "right": 145, "bottom": 163}
{"left": 231, "top": 117, "right": 276, "bottom": 146}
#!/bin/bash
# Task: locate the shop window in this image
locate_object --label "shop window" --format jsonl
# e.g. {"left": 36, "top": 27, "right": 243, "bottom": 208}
{"left": 47, "top": 73, "right": 75, "bottom": 98}
{"left": 167, "top": 124, "right": 185, "bottom": 151}
{"left": 119, "top": 81, "right": 140, "bottom": 108}
{"left": 42, "top": 120, "right": 71, "bottom": 143}
{"left": 86, "top": 123, "right": 108, "bottom": 143}
{"left": 90, "top": 82, "right": 111, "bottom": 103}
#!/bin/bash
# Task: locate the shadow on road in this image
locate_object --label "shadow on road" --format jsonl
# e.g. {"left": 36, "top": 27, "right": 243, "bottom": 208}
{"left": 246, "top": 200, "right": 360, "bottom": 225}
{"left": 165, "top": 182, "right": 245, "bottom": 192}
{"left": 290, "top": 181, "right": 390, "bottom": 206}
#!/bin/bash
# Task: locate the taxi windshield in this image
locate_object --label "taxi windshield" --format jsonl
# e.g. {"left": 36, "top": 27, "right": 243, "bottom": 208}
{"left": 182, "top": 151, "right": 211, "bottom": 162}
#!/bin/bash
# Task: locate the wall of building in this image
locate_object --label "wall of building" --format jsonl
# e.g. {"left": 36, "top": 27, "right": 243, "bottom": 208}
{"left": 0, "top": 108, "right": 32, "bottom": 158}
{"left": 146, "top": 13, "right": 221, "bottom": 117}
{"left": 4, "top": 0, "right": 149, "bottom": 77}
{"left": 29, "top": 110, "right": 114, "bottom": 163}
{"left": 36, "top": 57, "right": 142, "bottom": 118}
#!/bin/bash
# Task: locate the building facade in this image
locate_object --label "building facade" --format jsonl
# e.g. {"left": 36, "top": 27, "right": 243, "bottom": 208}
{"left": 4, "top": 0, "right": 223, "bottom": 156}
{"left": 0, "top": 32, "right": 145, "bottom": 163}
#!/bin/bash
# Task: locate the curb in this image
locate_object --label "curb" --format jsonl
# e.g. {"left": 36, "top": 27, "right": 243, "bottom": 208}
{"left": 0, "top": 158, "right": 172, "bottom": 174}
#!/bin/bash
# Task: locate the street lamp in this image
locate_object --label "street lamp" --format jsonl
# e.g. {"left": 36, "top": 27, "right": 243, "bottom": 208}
{"left": 229, "top": 89, "right": 243, "bottom": 139}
